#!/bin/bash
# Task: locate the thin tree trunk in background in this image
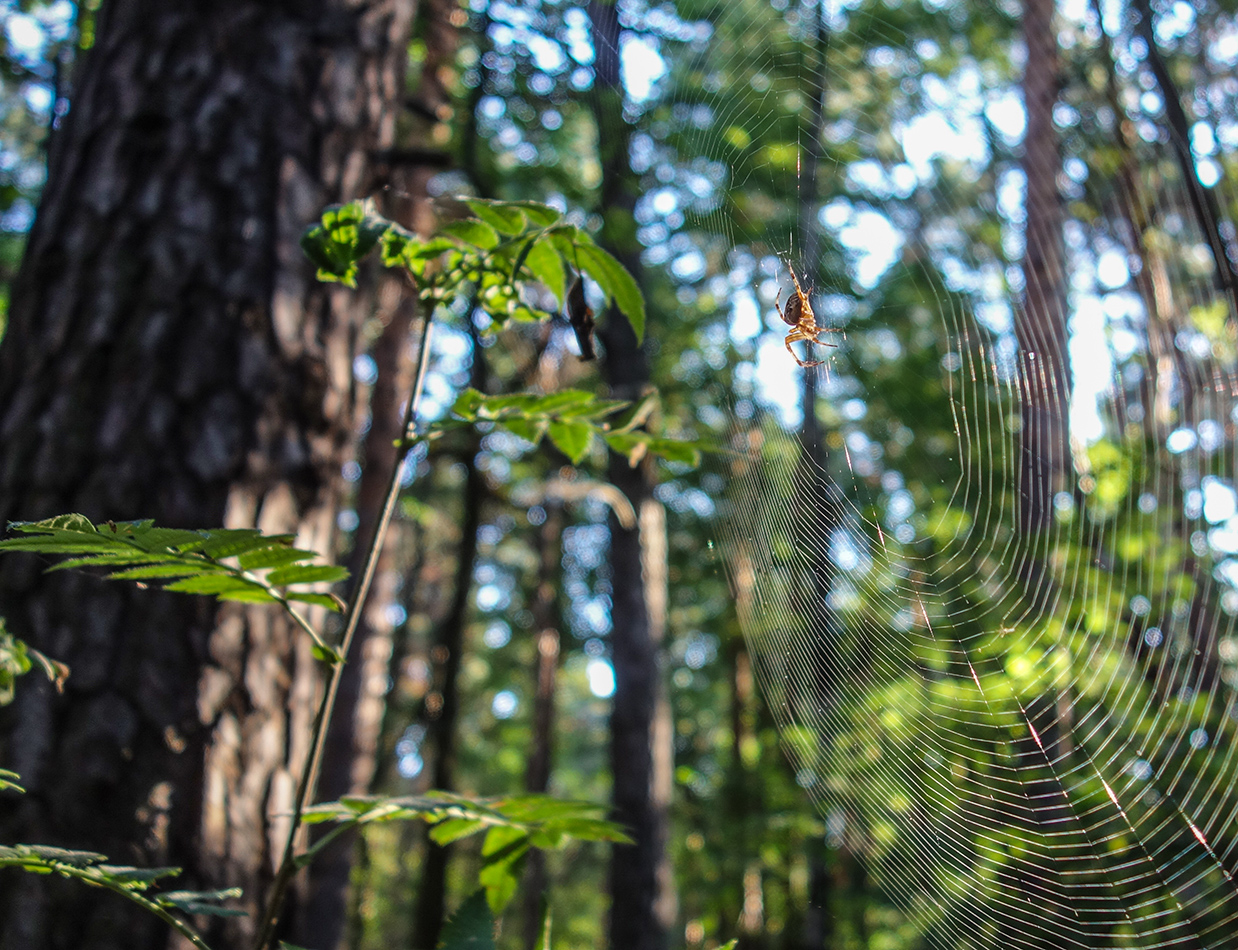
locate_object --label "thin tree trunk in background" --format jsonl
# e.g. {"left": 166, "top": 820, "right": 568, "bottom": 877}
{"left": 1017, "top": 0, "right": 1069, "bottom": 538}
{"left": 521, "top": 499, "right": 564, "bottom": 950}
{"left": 408, "top": 331, "right": 488, "bottom": 950}
{"left": 0, "top": 3, "right": 414, "bottom": 948}
{"left": 1006, "top": 2, "right": 1079, "bottom": 947}
{"left": 587, "top": 4, "right": 672, "bottom": 949}
{"left": 796, "top": 6, "right": 839, "bottom": 948}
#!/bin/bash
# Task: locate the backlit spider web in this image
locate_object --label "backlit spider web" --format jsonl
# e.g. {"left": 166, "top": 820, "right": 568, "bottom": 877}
{"left": 632, "top": 0, "right": 1238, "bottom": 945}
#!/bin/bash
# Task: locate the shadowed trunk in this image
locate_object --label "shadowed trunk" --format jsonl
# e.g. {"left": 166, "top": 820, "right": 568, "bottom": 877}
{"left": 0, "top": 3, "right": 414, "bottom": 948}
{"left": 587, "top": 3, "right": 673, "bottom": 949}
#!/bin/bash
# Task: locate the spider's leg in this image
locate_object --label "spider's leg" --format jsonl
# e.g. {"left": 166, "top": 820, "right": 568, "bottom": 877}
{"left": 785, "top": 329, "right": 824, "bottom": 368}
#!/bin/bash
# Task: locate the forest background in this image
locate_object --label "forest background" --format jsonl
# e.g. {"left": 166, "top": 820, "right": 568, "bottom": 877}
{"left": 0, "top": 1, "right": 1236, "bottom": 950}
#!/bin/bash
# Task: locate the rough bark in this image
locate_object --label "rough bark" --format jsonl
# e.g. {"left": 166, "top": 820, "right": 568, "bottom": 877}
{"left": 587, "top": 4, "right": 673, "bottom": 947}
{"left": 0, "top": 3, "right": 414, "bottom": 948}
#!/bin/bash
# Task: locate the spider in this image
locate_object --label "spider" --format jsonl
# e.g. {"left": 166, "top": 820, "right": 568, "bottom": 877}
{"left": 776, "top": 262, "right": 842, "bottom": 368}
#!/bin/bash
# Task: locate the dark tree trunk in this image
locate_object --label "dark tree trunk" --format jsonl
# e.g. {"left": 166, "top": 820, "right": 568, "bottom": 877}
{"left": 1017, "top": 0, "right": 1069, "bottom": 538}
{"left": 521, "top": 498, "right": 564, "bottom": 950}
{"left": 587, "top": 4, "right": 673, "bottom": 948}
{"left": 0, "top": 3, "right": 414, "bottom": 948}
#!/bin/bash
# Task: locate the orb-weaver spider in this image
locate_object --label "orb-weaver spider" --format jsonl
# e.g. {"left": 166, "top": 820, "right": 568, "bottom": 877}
{"left": 776, "top": 262, "right": 842, "bottom": 368}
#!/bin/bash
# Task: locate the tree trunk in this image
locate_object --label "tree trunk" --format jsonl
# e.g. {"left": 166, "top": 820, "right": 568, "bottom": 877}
{"left": 587, "top": 4, "right": 673, "bottom": 948}
{"left": 0, "top": 3, "right": 414, "bottom": 948}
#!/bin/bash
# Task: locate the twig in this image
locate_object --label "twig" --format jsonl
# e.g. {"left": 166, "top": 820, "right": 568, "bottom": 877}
{"left": 252, "top": 291, "right": 437, "bottom": 950}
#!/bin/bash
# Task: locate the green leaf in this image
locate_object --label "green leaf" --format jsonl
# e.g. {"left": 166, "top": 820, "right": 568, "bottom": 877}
{"left": 451, "top": 388, "right": 488, "bottom": 421}
{"left": 126, "top": 527, "right": 208, "bottom": 553}
{"left": 106, "top": 564, "right": 223, "bottom": 581}
{"left": 574, "top": 244, "right": 646, "bottom": 343}
{"left": 507, "top": 201, "right": 561, "bottom": 228}
{"left": 430, "top": 818, "right": 487, "bottom": 846}
{"left": 0, "top": 768, "right": 23, "bottom": 793}
{"left": 200, "top": 529, "right": 295, "bottom": 559}
{"left": 237, "top": 546, "right": 319, "bottom": 570}
{"left": 159, "top": 887, "right": 246, "bottom": 917}
{"left": 522, "top": 238, "right": 566, "bottom": 306}
{"left": 479, "top": 827, "right": 529, "bottom": 914}
{"left": 547, "top": 421, "right": 594, "bottom": 464}
{"left": 10, "top": 514, "right": 97, "bottom": 535}
{"left": 266, "top": 564, "right": 350, "bottom": 587}
{"left": 164, "top": 575, "right": 270, "bottom": 597}
{"left": 44, "top": 553, "right": 184, "bottom": 573}
{"left": 647, "top": 438, "right": 702, "bottom": 467}
{"left": 528, "top": 390, "right": 596, "bottom": 414}
{"left": 604, "top": 431, "right": 651, "bottom": 466}
{"left": 498, "top": 417, "right": 549, "bottom": 446}
{"left": 285, "top": 592, "right": 347, "bottom": 613}
{"left": 463, "top": 199, "right": 527, "bottom": 236}
{"left": 437, "top": 891, "right": 495, "bottom": 950}
{"left": 441, "top": 219, "right": 500, "bottom": 250}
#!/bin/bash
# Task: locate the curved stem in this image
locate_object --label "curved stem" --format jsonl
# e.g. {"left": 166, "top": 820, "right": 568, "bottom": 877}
{"left": 252, "top": 295, "right": 436, "bottom": 950}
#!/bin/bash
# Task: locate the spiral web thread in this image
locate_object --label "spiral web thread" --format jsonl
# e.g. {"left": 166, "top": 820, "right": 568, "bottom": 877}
{"left": 629, "top": 0, "right": 1238, "bottom": 945}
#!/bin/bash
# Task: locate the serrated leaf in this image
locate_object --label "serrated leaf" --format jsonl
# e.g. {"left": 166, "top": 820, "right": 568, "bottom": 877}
{"left": 522, "top": 238, "right": 566, "bottom": 306}
{"left": 96, "top": 864, "right": 181, "bottom": 884}
{"left": 106, "top": 564, "right": 223, "bottom": 581}
{"left": 499, "top": 417, "right": 549, "bottom": 446}
{"left": 604, "top": 431, "right": 651, "bottom": 467}
{"left": 127, "top": 527, "right": 207, "bottom": 553}
{"left": 451, "top": 388, "right": 487, "bottom": 421}
{"left": 574, "top": 244, "right": 645, "bottom": 343}
{"left": 200, "top": 529, "right": 294, "bottom": 559}
{"left": 285, "top": 592, "right": 346, "bottom": 613}
{"left": 508, "top": 201, "right": 561, "bottom": 228}
{"left": 430, "top": 818, "right": 487, "bottom": 845}
{"left": 266, "top": 564, "right": 350, "bottom": 587}
{"left": 215, "top": 588, "right": 281, "bottom": 606}
{"left": 528, "top": 390, "right": 595, "bottom": 414}
{"left": 464, "top": 199, "right": 527, "bottom": 236}
{"left": 441, "top": 219, "right": 500, "bottom": 250}
{"left": 237, "top": 546, "right": 318, "bottom": 570}
{"left": 647, "top": 438, "right": 701, "bottom": 467}
{"left": 437, "top": 891, "right": 495, "bottom": 950}
{"left": 22, "top": 846, "right": 106, "bottom": 866}
{"left": 164, "top": 575, "right": 269, "bottom": 596}
{"left": 10, "top": 514, "right": 97, "bottom": 535}
{"left": 547, "top": 421, "right": 593, "bottom": 464}
{"left": 0, "top": 538, "right": 134, "bottom": 554}
{"left": 44, "top": 553, "right": 180, "bottom": 573}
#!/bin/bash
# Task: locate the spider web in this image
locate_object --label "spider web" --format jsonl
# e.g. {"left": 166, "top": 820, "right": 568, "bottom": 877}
{"left": 627, "top": 0, "right": 1238, "bottom": 945}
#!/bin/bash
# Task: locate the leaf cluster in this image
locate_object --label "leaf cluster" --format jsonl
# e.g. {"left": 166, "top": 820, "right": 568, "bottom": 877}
{"left": 300, "top": 198, "right": 645, "bottom": 342}
{"left": 430, "top": 387, "right": 702, "bottom": 469}
{"left": 0, "top": 845, "right": 240, "bottom": 949}
{"left": 0, "top": 616, "right": 66, "bottom": 707}
{"left": 0, "top": 515, "right": 350, "bottom": 660}
{"left": 301, "top": 792, "right": 629, "bottom": 914}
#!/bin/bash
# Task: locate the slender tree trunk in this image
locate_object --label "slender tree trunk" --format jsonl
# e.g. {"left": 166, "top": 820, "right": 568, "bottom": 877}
{"left": 521, "top": 499, "right": 564, "bottom": 950}
{"left": 587, "top": 4, "right": 673, "bottom": 949}
{"left": 795, "top": 8, "right": 839, "bottom": 948}
{"left": 0, "top": 3, "right": 414, "bottom": 948}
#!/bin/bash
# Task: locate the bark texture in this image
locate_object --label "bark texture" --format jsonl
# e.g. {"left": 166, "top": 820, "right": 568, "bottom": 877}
{"left": 0, "top": 2, "right": 414, "bottom": 948}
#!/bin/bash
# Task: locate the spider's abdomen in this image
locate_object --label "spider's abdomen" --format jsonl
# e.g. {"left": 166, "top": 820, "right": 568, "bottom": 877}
{"left": 782, "top": 292, "right": 804, "bottom": 326}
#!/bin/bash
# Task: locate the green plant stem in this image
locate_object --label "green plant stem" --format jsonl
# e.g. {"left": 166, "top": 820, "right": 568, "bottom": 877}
{"left": 253, "top": 296, "right": 436, "bottom": 950}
